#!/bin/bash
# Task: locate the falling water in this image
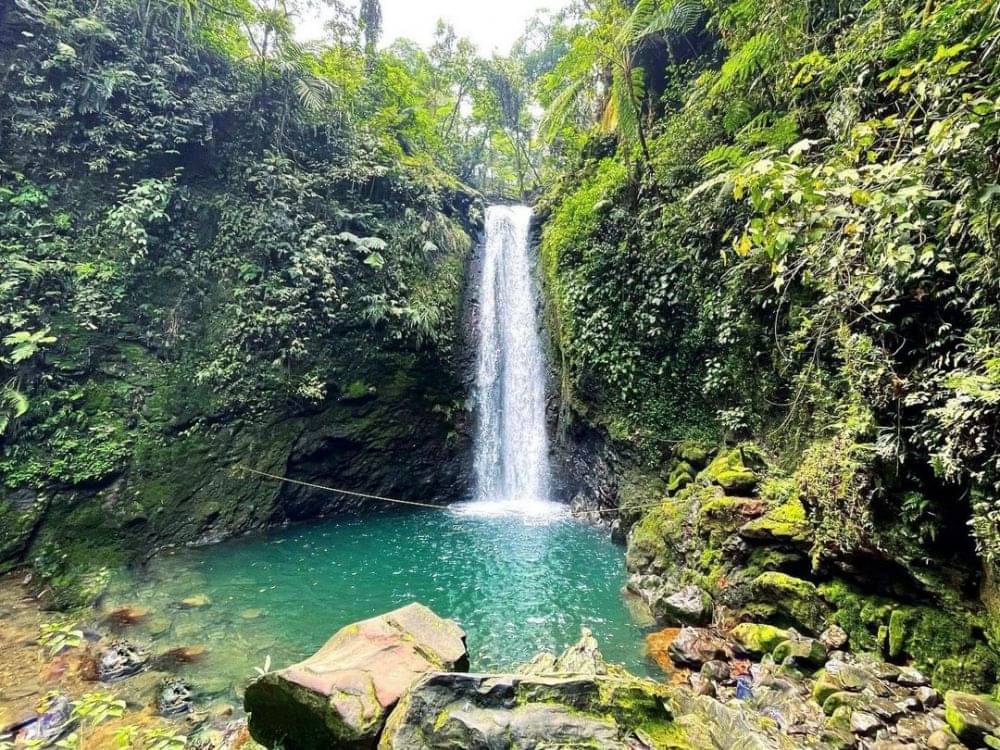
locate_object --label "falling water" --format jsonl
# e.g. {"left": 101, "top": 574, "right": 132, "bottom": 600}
{"left": 464, "top": 205, "right": 555, "bottom": 516}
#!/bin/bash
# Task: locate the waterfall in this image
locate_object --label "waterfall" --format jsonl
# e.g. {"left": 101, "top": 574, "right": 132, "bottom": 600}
{"left": 465, "top": 205, "right": 555, "bottom": 515}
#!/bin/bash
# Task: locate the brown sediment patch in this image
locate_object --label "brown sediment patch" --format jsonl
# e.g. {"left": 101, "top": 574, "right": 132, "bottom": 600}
{"left": 103, "top": 606, "right": 151, "bottom": 629}
{"left": 155, "top": 646, "right": 209, "bottom": 669}
{"left": 645, "top": 627, "right": 689, "bottom": 684}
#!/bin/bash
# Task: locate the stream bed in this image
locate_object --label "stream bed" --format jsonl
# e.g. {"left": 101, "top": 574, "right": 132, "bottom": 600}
{"left": 102, "top": 506, "right": 654, "bottom": 699}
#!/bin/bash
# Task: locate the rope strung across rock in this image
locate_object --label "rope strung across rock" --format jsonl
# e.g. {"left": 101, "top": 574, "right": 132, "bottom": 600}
{"left": 235, "top": 465, "right": 667, "bottom": 516}
{"left": 235, "top": 466, "right": 451, "bottom": 511}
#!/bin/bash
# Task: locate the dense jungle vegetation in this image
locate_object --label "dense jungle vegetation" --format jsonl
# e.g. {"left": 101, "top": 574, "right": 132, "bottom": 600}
{"left": 0, "top": 0, "right": 560, "bottom": 587}
{"left": 533, "top": 0, "right": 1000, "bottom": 692}
{"left": 537, "top": 0, "right": 1000, "bottom": 585}
{"left": 3, "top": 0, "right": 1000, "bottom": 707}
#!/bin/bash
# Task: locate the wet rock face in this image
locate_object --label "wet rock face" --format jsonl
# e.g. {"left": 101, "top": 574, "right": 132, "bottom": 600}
{"left": 244, "top": 603, "right": 469, "bottom": 750}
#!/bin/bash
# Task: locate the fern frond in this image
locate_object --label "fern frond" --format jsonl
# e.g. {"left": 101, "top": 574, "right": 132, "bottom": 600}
{"left": 295, "top": 76, "right": 335, "bottom": 113}
{"left": 644, "top": 0, "right": 705, "bottom": 36}
{"left": 540, "top": 76, "right": 588, "bottom": 142}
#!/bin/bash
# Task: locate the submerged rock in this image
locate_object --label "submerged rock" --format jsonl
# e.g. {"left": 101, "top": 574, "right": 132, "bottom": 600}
{"left": 19, "top": 695, "right": 72, "bottom": 744}
{"left": 244, "top": 603, "right": 468, "bottom": 750}
{"left": 157, "top": 677, "right": 194, "bottom": 716}
{"left": 97, "top": 640, "right": 150, "bottom": 682}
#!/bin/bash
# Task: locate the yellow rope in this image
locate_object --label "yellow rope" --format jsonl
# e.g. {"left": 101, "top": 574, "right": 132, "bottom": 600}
{"left": 236, "top": 465, "right": 670, "bottom": 517}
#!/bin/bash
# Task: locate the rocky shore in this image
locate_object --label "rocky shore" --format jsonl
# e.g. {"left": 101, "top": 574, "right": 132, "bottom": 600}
{"left": 240, "top": 601, "right": 1000, "bottom": 749}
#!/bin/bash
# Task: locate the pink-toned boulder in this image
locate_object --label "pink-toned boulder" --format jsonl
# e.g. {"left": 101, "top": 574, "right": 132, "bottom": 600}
{"left": 244, "top": 603, "right": 468, "bottom": 750}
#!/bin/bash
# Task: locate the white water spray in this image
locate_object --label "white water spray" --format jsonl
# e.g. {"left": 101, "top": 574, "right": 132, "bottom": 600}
{"left": 460, "top": 205, "right": 557, "bottom": 518}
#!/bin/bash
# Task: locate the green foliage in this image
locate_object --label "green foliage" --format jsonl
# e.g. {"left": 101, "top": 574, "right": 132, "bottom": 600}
{"left": 115, "top": 726, "right": 187, "bottom": 750}
{"left": 38, "top": 621, "right": 85, "bottom": 656}
{"left": 538, "top": 0, "right": 1000, "bottom": 578}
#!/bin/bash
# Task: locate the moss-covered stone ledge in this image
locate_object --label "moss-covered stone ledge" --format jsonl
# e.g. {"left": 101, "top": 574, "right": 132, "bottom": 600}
{"left": 622, "top": 442, "right": 1000, "bottom": 695}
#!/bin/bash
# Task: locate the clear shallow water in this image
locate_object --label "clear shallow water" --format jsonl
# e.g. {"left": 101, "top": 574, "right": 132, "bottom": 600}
{"left": 102, "top": 507, "right": 653, "bottom": 699}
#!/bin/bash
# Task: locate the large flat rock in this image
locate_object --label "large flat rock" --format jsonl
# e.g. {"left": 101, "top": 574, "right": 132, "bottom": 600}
{"left": 377, "top": 670, "right": 675, "bottom": 749}
{"left": 244, "top": 603, "right": 468, "bottom": 750}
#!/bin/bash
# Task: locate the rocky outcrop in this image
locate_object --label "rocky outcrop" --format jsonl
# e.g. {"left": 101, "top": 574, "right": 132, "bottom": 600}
{"left": 380, "top": 627, "right": 678, "bottom": 749}
{"left": 244, "top": 603, "right": 469, "bottom": 750}
{"left": 378, "top": 670, "right": 672, "bottom": 750}
{"left": 240, "top": 602, "right": 995, "bottom": 750}
{"left": 624, "top": 444, "right": 1000, "bottom": 693}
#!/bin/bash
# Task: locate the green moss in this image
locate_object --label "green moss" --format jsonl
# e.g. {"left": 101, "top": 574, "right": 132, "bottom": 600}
{"left": 701, "top": 447, "right": 761, "bottom": 495}
{"left": 934, "top": 648, "right": 999, "bottom": 694}
{"left": 817, "top": 579, "right": 893, "bottom": 654}
{"left": 730, "top": 623, "right": 789, "bottom": 657}
{"left": 675, "top": 442, "right": 711, "bottom": 468}
{"left": 751, "top": 571, "right": 829, "bottom": 633}
{"left": 793, "top": 435, "right": 874, "bottom": 568}
{"left": 666, "top": 462, "right": 695, "bottom": 494}
{"left": 626, "top": 494, "right": 694, "bottom": 574}
{"left": 617, "top": 468, "right": 669, "bottom": 530}
{"left": 887, "top": 605, "right": 997, "bottom": 691}
{"left": 821, "top": 691, "right": 867, "bottom": 716}
{"left": 342, "top": 380, "right": 371, "bottom": 399}
{"left": 773, "top": 638, "right": 827, "bottom": 667}
{"left": 697, "top": 492, "right": 759, "bottom": 542}
{"left": 745, "top": 547, "right": 803, "bottom": 577}
{"left": 740, "top": 496, "right": 811, "bottom": 547}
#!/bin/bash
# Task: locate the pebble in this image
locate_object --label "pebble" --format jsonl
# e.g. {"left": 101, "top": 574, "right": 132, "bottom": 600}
{"left": 851, "top": 710, "right": 884, "bottom": 736}
{"left": 180, "top": 594, "right": 212, "bottom": 609}
{"left": 917, "top": 686, "right": 941, "bottom": 708}
{"left": 896, "top": 667, "right": 928, "bottom": 687}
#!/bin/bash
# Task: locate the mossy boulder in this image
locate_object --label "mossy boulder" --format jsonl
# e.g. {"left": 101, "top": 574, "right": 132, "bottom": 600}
{"left": 773, "top": 638, "right": 827, "bottom": 668}
{"left": 675, "top": 442, "right": 712, "bottom": 468}
{"left": 730, "top": 623, "right": 789, "bottom": 658}
{"left": 739, "top": 496, "right": 811, "bottom": 549}
{"left": 751, "top": 572, "right": 829, "bottom": 634}
{"left": 812, "top": 663, "right": 878, "bottom": 706}
{"left": 698, "top": 494, "right": 765, "bottom": 543}
{"left": 701, "top": 447, "right": 762, "bottom": 496}
{"left": 625, "top": 496, "right": 694, "bottom": 575}
{"left": 666, "top": 462, "right": 696, "bottom": 494}
{"left": 944, "top": 691, "right": 1000, "bottom": 746}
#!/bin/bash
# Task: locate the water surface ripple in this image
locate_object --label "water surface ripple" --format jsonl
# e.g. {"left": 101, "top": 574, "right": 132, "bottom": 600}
{"left": 104, "top": 509, "right": 651, "bottom": 696}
